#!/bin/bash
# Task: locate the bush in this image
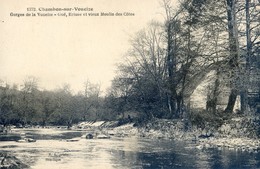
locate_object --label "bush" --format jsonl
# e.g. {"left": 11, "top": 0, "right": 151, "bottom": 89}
{"left": 189, "top": 108, "right": 224, "bottom": 129}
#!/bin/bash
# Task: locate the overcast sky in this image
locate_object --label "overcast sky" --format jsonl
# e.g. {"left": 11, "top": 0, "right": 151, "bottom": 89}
{"left": 0, "top": 0, "right": 170, "bottom": 93}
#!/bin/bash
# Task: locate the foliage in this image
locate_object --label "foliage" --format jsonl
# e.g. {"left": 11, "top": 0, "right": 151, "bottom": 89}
{"left": 0, "top": 79, "right": 112, "bottom": 126}
{"left": 110, "top": 0, "right": 260, "bottom": 122}
{"left": 189, "top": 108, "right": 224, "bottom": 129}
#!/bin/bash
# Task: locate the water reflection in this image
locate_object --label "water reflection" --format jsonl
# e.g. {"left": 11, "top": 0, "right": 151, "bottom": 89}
{"left": 0, "top": 129, "right": 260, "bottom": 168}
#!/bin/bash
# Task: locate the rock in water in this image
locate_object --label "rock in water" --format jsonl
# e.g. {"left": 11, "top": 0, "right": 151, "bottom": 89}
{"left": 86, "top": 133, "right": 94, "bottom": 139}
{"left": 198, "top": 133, "right": 214, "bottom": 139}
{"left": 16, "top": 138, "right": 36, "bottom": 143}
{"left": 16, "top": 139, "right": 27, "bottom": 143}
{"left": 66, "top": 138, "right": 80, "bottom": 142}
{"left": 27, "top": 138, "right": 36, "bottom": 142}
{"left": 96, "top": 134, "right": 110, "bottom": 139}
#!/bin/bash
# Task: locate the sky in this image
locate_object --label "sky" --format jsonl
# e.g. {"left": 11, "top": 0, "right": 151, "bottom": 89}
{"left": 0, "top": 0, "right": 170, "bottom": 93}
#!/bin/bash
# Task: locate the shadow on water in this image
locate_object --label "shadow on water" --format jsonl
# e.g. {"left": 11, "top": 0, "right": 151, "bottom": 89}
{"left": 0, "top": 128, "right": 84, "bottom": 141}
{"left": 109, "top": 139, "right": 260, "bottom": 169}
{"left": 0, "top": 133, "right": 21, "bottom": 141}
{"left": 191, "top": 147, "right": 260, "bottom": 169}
{"left": 25, "top": 130, "right": 83, "bottom": 140}
{"left": 112, "top": 150, "right": 196, "bottom": 169}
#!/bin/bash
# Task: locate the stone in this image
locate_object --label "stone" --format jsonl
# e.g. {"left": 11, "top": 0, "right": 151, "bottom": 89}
{"left": 66, "top": 138, "right": 80, "bottom": 142}
{"left": 96, "top": 134, "right": 110, "bottom": 139}
{"left": 16, "top": 139, "right": 27, "bottom": 143}
{"left": 26, "top": 138, "right": 36, "bottom": 142}
{"left": 85, "top": 133, "right": 94, "bottom": 139}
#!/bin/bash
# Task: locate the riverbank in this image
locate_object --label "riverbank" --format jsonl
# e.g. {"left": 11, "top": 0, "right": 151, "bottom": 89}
{"left": 0, "top": 152, "right": 29, "bottom": 169}
{"left": 1, "top": 114, "right": 259, "bottom": 154}
{"left": 140, "top": 116, "right": 260, "bottom": 152}
{"left": 73, "top": 115, "right": 260, "bottom": 153}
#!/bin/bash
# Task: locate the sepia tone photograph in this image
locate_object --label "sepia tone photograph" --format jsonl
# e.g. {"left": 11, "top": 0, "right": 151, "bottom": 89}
{"left": 0, "top": 0, "right": 260, "bottom": 168}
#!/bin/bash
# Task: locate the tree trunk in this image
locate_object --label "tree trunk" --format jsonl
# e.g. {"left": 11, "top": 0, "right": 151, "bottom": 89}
{"left": 241, "top": 0, "right": 252, "bottom": 114}
{"left": 224, "top": 0, "right": 239, "bottom": 114}
{"left": 240, "top": 90, "right": 248, "bottom": 113}
{"left": 167, "top": 20, "right": 178, "bottom": 118}
{"left": 212, "top": 69, "right": 221, "bottom": 114}
{"left": 225, "top": 88, "right": 238, "bottom": 113}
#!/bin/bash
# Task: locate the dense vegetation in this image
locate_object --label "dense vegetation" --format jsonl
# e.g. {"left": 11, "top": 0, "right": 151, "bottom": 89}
{"left": 110, "top": 0, "right": 260, "bottom": 123}
{"left": 0, "top": 0, "right": 259, "bottom": 128}
{"left": 0, "top": 78, "right": 114, "bottom": 126}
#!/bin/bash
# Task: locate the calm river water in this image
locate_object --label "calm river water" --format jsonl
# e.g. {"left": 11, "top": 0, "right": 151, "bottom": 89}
{"left": 1, "top": 128, "right": 260, "bottom": 169}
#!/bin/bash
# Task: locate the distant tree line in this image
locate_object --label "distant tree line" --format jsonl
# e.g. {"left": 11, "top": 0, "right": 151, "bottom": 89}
{"left": 0, "top": 77, "right": 118, "bottom": 126}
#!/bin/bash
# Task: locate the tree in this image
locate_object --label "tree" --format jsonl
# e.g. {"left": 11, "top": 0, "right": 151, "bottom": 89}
{"left": 163, "top": 0, "right": 179, "bottom": 118}
{"left": 0, "top": 84, "right": 16, "bottom": 125}
{"left": 223, "top": 0, "right": 260, "bottom": 114}
{"left": 39, "top": 90, "right": 57, "bottom": 126}
{"left": 239, "top": 0, "right": 260, "bottom": 113}
{"left": 19, "top": 76, "right": 41, "bottom": 124}
{"left": 163, "top": 0, "right": 227, "bottom": 117}
{"left": 82, "top": 80, "right": 101, "bottom": 121}
{"left": 111, "top": 21, "right": 169, "bottom": 118}
{"left": 52, "top": 84, "right": 74, "bottom": 126}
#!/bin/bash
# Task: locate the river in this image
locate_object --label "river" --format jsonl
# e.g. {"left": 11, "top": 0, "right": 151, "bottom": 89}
{"left": 0, "top": 128, "right": 260, "bottom": 169}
